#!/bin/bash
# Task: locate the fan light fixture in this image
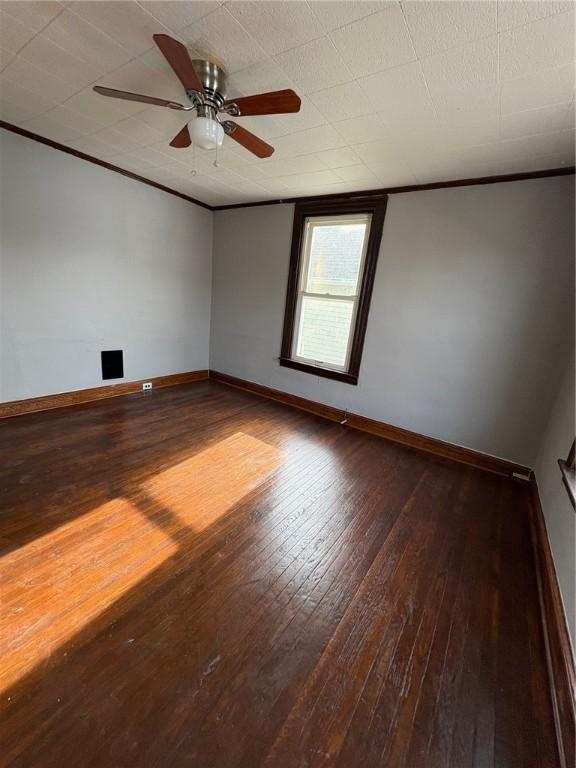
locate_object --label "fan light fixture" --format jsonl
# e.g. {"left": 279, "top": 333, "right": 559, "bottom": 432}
{"left": 93, "top": 34, "right": 302, "bottom": 159}
{"left": 188, "top": 116, "right": 224, "bottom": 151}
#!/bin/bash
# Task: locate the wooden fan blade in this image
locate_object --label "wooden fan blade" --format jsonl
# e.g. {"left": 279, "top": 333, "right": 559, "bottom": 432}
{"left": 223, "top": 121, "right": 274, "bottom": 158}
{"left": 93, "top": 86, "right": 185, "bottom": 110}
{"left": 224, "top": 89, "right": 301, "bottom": 116}
{"left": 170, "top": 124, "right": 191, "bottom": 148}
{"left": 153, "top": 34, "right": 205, "bottom": 94}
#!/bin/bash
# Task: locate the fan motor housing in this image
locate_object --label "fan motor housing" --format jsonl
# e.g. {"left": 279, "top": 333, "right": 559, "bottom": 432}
{"left": 190, "top": 59, "right": 227, "bottom": 109}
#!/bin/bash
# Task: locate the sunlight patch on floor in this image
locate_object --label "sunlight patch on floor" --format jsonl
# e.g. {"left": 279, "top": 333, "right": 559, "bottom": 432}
{"left": 140, "top": 432, "right": 284, "bottom": 533}
{"left": 1, "top": 432, "right": 284, "bottom": 693}
{"left": 0, "top": 496, "right": 177, "bottom": 694}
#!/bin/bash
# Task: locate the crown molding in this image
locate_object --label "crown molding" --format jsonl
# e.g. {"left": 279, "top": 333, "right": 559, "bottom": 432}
{"left": 1, "top": 120, "right": 573, "bottom": 213}
{"left": 213, "top": 166, "right": 575, "bottom": 211}
{"left": 0, "top": 120, "right": 212, "bottom": 211}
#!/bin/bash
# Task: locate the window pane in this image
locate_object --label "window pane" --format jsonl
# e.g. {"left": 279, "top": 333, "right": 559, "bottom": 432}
{"left": 305, "top": 222, "right": 368, "bottom": 296}
{"left": 296, "top": 296, "right": 354, "bottom": 368}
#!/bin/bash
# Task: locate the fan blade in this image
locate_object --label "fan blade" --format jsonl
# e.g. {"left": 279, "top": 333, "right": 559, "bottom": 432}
{"left": 93, "top": 85, "right": 185, "bottom": 110}
{"left": 223, "top": 121, "right": 274, "bottom": 158}
{"left": 170, "top": 124, "right": 191, "bottom": 148}
{"left": 224, "top": 89, "right": 301, "bottom": 116}
{"left": 153, "top": 34, "right": 205, "bottom": 94}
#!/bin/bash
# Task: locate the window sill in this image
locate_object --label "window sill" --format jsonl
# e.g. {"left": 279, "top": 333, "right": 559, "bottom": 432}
{"left": 558, "top": 459, "right": 576, "bottom": 510}
{"left": 279, "top": 357, "right": 358, "bottom": 385}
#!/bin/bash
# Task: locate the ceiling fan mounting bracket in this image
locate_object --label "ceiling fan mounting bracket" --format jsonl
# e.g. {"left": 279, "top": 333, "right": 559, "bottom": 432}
{"left": 185, "top": 91, "right": 203, "bottom": 109}
{"left": 219, "top": 102, "right": 241, "bottom": 117}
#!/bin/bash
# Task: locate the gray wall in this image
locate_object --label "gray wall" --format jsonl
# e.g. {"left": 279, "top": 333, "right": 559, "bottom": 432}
{"left": 211, "top": 176, "right": 574, "bottom": 467}
{"left": 0, "top": 129, "right": 212, "bottom": 401}
{"left": 2, "top": 129, "right": 574, "bottom": 648}
{"left": 535, "top": 350, "right": 575, "bottom": 651}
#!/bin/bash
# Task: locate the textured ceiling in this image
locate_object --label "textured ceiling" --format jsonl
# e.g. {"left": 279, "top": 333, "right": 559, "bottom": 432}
{"left": 0, "top": 0, "right": 574, "bottom": 207}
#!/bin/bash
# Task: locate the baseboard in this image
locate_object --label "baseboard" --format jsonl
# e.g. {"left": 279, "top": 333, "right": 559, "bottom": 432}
{"left": 209, "top": 370, "right": 344, "bottom": 422}
{"left": 209, "top": 370, "right": 531, "bottom": 478}
{"left": 3, "top": 366, "right": 531, "bottom": 478}
{"left": 0, "top": 370, "right": 209, "bottom": 418}
{"left": 345, "top": 412, "right": 530, "bottom": 477}
{"left": 528, "top": 480, "right": 576, "bottom": 768}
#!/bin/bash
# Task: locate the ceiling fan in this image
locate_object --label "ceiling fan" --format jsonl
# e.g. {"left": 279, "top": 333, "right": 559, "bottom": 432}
{"left": 93, "top": 34, "right": 301, "bottom": 159}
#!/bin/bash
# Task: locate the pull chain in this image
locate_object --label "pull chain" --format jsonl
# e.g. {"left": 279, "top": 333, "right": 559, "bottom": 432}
{"left": 213, "top": 142, "right": 219, "bottom": 168}
{"left": 190, "top": 142, "right": 197, "bottom": 176}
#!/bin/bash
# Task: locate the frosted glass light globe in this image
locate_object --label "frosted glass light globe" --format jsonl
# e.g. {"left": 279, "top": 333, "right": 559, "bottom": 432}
{"left": 188, "top": 117, "right": 225, "bottom": 150}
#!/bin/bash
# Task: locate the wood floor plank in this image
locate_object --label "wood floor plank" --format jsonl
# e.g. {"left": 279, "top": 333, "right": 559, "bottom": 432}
{"left": 273, "top": 464, "right": 464, "bottom": 768}
{"left": 0, "top": 381, "right": 558, "bottom": 767}
{"left": 195, "top": 448, "right": 426, "bottom": 768}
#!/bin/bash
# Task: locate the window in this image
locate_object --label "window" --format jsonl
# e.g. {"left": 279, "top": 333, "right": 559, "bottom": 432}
{"left": 280, "top": 197, "right": 387, "bottom": 385}
{"left": 558, "top": 440, "right": 575, "bottom": 510}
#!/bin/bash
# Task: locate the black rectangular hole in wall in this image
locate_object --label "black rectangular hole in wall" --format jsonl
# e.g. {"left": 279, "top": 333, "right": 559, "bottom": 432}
{"left": 101, "top": 350, "right": 124, "bottom": 380}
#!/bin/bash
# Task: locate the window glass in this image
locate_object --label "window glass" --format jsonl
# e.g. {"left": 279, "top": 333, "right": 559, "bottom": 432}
{"left": 296, "top": 296, "right": 354, "bottom": 368}
{"left": 292, "top": 214, "right": 370, "bottom": 371}
{"left": 305, "top": 221, "right": 368, "bottom": 297}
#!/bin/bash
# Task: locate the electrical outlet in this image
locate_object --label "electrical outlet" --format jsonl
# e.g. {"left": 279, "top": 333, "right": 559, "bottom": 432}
{"left": 142, "top": 382, "right": 152, "bottom": 391}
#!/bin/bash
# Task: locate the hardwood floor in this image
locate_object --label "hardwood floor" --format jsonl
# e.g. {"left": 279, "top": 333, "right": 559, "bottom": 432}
{"left": 0, "top": 381, "right": 558, "bottom": 767}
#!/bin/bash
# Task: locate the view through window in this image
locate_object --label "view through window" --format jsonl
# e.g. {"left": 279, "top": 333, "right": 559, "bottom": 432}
{"left": 294, "top": 215, "right": 370, "bottom": 370}
{"left": 280, "top": 197, "right": 387, "bottom": 385}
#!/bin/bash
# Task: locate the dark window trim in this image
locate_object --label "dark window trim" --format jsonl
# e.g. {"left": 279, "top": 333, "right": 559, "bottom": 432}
{"left": 558, "top": 440, "right": 575, "bottom": 510}
{"left": 279, "top": 195, "right": 388, "bottom": 385}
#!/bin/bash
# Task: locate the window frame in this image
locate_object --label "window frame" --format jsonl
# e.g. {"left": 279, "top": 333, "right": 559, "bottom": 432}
{"left": 280, "top": 196, "right": 388, "bottom": 385}
{"left": 558, "top": 440, "right": 575, "bottom": 510}
{"left": 291, "top": 213, "right": 371, "bottom": 373}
